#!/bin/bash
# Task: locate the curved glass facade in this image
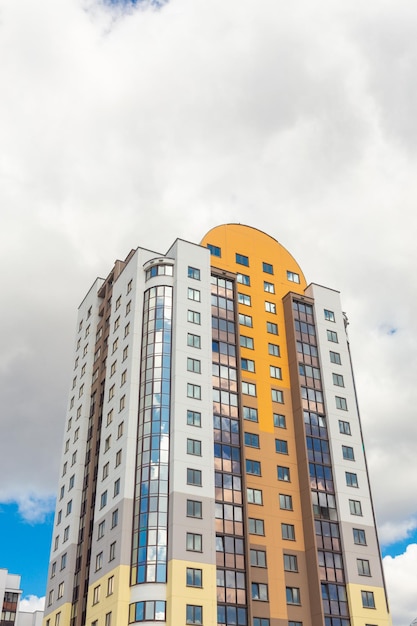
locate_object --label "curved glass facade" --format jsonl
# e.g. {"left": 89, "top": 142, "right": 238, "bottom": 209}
{"left": 131, "top": 285, "right": 172, "bottom": 585}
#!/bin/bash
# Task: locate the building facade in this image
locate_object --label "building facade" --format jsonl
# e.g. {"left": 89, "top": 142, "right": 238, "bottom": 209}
{"left": 0, "top": 569, "right": 43, "bottom": 626}
{"left": 43, "top": 224, "right": 391, "bottom": 626}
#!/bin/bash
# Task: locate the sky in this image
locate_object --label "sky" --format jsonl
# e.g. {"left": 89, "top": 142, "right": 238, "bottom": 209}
{"left": 0, "top": 0, "right": 416, "bottom": 623}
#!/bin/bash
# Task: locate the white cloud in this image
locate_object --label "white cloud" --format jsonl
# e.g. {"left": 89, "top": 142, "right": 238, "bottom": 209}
{"left": 0, "top": 0, "right": 416, "bottom": 560}
{"left": 19, "top": 595, "right": 45, "bottom": 613}
{"left": 384, "top": 544, "right": 417, "bottom": 626}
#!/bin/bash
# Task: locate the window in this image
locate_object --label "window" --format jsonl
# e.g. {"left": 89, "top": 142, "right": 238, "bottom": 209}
{"left": 114, "top": 317, "right": 120, "bottom": 332}
{"left": 119, "top": 395, "right": 125, "bottom": 412}
{"left": 278, "top": 466, "right": 290, "bottom": 482}
{"left": 107, "top": 409, "right": 114, "bottom": 426}
{"left": 188, "top": 266, "right": 200, "bottom": 280}
{"left": 187, "top": 499, "right": 202, "bottom": 518}
{"left": 353, "top": 528, "right": 367, "bottom": 545}
{"left": 114, "top": 478, "right": 120, "bottom": 497}
{"left": 239, "top": 313, "right": 253, "bottom": 327}
{"left": 275, "top": 439, "right": 288, "bottom": 454}
{"left": 60, "top": 485, "right": 65, "bottom": 500}
{"left": 186, "top": 568, "right": 202, "bottom": 587}
{"left": 336, "top": 396, "right": 348, "bottom": 410}
{"left": 254, "top": 620, "right": 270, "bottom": 626}
{"left": 96, "top": 551, "right": 103, "bottom": 571}
{"left": 247, "top": 488, "right": 263, "bottom": 504}
{"left": 54, "top": 613, "right": 61, "bottom": 626}
{"left": 187, "top": 468, "right": 202, "bottom": 486}
{"left": 284, "top": 554, "right": 298, "bottom": 572}
{"left": 187, "top": 357, "right": 201, "bottom": 373}
{"left": 268, "top": 343, "right": 280, "bottom": 357}
{"left": 265, "top": 301, "right": 276, "bottom": 313}
{"left": 63, "top": 526, "right": 69, "bottom": 542}
{"left": 241, "top": 358, "right": 255, "bottom": 372}
{"left": 242, "top": 382, "right": 256, "bottom": 396}
{"left": 115, "top": 449, "right": 122, "bottom": 467}
{"left": 66, "top": 500, "right": 72, "bottom": 516}
{"left": 115, "top": 296, "right": 121, "bottom": 310}
{"left": 69, "top": 475, "right": 75, "bottom": 490}
{"left": 250, "top": 549, "right": 267, "bottom": 567}
{"left": 270, "top": 365, "right": 282, "bottom": 379}
{"left": 263, "top": 262, "right": 273, "bottom": 274}
{"left": 100, "top": 491, "right": 107, "bottom": 509}
{"left": 249, "top": 518, "right": 264, "bottom": 535}
{"left": 111, "top": 509, "right": 119, "bottom": 528}
{"left": 243, "top": 406, "right": 258, "bottom": 422}
{"left": 51, "top": 561, "right": 57, "bottom": 578}
{"left": 357, "top": 559, "right": 371, "bottom": 576}
{"left": 112, "top": 339, "right": 118, "bottom": 354}
{"left": 287, "top": 271, "right": 300, "bottom": 283}
{"left": 187, "top": 410, "right": 201, "bottom": 427}
{"left": 246, "top": 460, "right": 261, "bottom": 475}
{"left": 188, "top": 310, "right": 201, "bottom": 324}
{"left": 127, "top": 279, "right": 132, "bottom": 293}
{"left": 187, "top": 384, "right": 201, "bottom": 400}
{"left": 324, "top": 309, "right": 335, "bottom": 322}
{"left": 327, "top": 330, "right": 338, "bottom": 343}
{"left": 57, "top": 582, "right": 64, "bottom": 599}
{"left": 252, "top": 583, "right": 268, "bottom": 601}
{"left": 236, "top": 253, "right": 249, "bottom": 266}
{"left": 280, "top": 494, "right": 293, "bottom": 510}
{"left": 282, "top": 523, "right": 295, "bottom": 540}
{"left": 237, "top": 273, "right": 250, "bottom": 285}
{"left": 121, "top": 369, "right": 127, "bottom": 385}
{"left": 286, "top": 587, "right": 301, "bottom": 605}
{"left": 187, "top": 333, "right": 201, "bottom": 348}
{"left": 129, "top": 601, "right": 166, "bottom": 622}
{"left": 107, "top": 575, "right": 114, "bottom": 596}
{"left": 98, "top": 521, "right": 105, "bottom": 539}
{"left": 264, "top": 280, "right": 275, "bottom": 293}
{"left": 126, "top": 300, "right": 131, "bottom": 315}
{"left": 93, "top": 585, "right": 100, "bottom": 605}
{"left": 339, "top": 420, "right": 351, "bottom": 435}
{"left": 244, "top": 432, "right": 259, "bottom": 447}
{"left": 207, "top": 243, "right": 221, "bottom": 257}
{"left": 267, "top": 321, "right": 278, "bottom": 334}
{"left": 187, "top": 439, "right": 202, "bottom": 456}
{"left": 342, "top": 445, "right": 355, "bottom": 460}
{"left": 273, "top": 413, "right": 286, "bottom": 428}
{"left": 186, "top": 605, "right": 202, "bottom": 625}
{"left": 240, "top": 335, "right": 254, "bottom": 349}
{"left": 349, "top": 499, "right": 363, "bottom": 516}
{"left": 60, "top": 553, "right": 67, "bottom": 570}
{"left": 186, "top": 532, "right": 202, "bottom": 552}
{"left": 71, "top": 451, "right": 77, "bottom": 466}
{"left": 117, "top": 422, "right": 124, "bottom": 438}
{"left": 108, "top": 385, "right": 115, "bottom": 400}
{"left": 346, "top": 472, "right": 358, "bottom": 487}
{"left": 272, "top": 387, "right": 283, "bottom": 402}
{"left": 361, "top": 591, "right": 375, "bottom": 609}
{"left": 188, "top": 287, "right": 201, "bottom": 302}
{"left": 330, "top": 351, "right": 342, "bottom": 364}
{"left": 333, "top": 373, "right": 344, "bottom": 387}
{"left": 57, "top": 510, "right": 62, "bottom": 524}
{"left": 62, "top": 463, "right": 67, "bottom": 477}
{"left": 109, "top": 541, "right": 116, "bottom": 561}
{"left": 238, "top": 292, "right": 251, "bottom": 306}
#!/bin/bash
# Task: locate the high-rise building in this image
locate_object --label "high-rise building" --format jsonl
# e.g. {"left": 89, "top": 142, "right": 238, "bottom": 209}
{"left": 0, "top": 569, "right": 43, "bottom": 626}
{"left": 43, "top": 224, "right": 391, "bottom": 626}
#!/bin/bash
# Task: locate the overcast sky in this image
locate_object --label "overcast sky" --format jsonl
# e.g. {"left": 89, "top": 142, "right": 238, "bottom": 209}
{"left": 1, "top": 0, "right": 417, "bottom": 624}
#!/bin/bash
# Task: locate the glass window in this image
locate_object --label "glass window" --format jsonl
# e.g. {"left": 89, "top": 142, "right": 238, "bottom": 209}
{"left": 278, "top": 466, "right": 290, "bottom": 482}
{"left": 273, "top": 413, "right": 286, "bottom": 428}
{"left": 188, "top": 287, "right": 201, "bottom": 302}
{"left": 254, "top": 620, "right": 270, "bottom": 626}
{"left": 324, "top": 309, "right": 335, "bottom": 322}
{"left": 275, "top": 439, "right": 288, "bottom": 454}
{"left": 252, "top": 583, "right": 268, "bottom": 601}
{"left": 247, "top": 488, "right": 263, "bottom": 504}
{"left": 267, "top": 322, "right": 278, "bottom": 334}
{"left": 279, "top": 494, "right": 293, "bottom": 510}
{"left": 207, "top": 244, "right": 221, "bottom": 257}
{"left": 339, "top": 420, "right": 351, "bottom": 435}
{"left": 346, "top": 472, "right": 358, "bottom": 487}
{"left": 262, "top": 262, "right": 273, "bottom": 274}
{"left": 186, "top": 605, "right": 202, "bottom": 625}
{"left": 250, "top": 549, "right": 266, "bottom": 567}
{"left": 246, "top": 459, "right": 261, "bottom": 475}
{"left": 336, "top": 396, "right": 348, "bottom": 410}
{"left": 342, "top": 445, "right": 355, "bottom": 460}
{"left": 241, "top": 358, "right": 255, "bottom": 372}
{"left": 282, "top": 523, "right": 295, "bottom": 540}
{"left": 268, "top": 343, "right": 280, "bottom": 356}
{"left": 242, "top": 382, "right": 256, "bottom": 396}
{"left": 287, "top": 271, "right": 300, "bottom": 283}
{"left": 284, "top": 554, "right": 298, "bottom": 572}
{"left": 244, "top": 432, "right": 259, "bottom": 447}
{"left": 240, "top": 335, "right": 254, "bottom": 349}
{"left": 327, "top": 330, "right": 338, "bottom": 343}
{"left": 349, "top": 499, "right": 363, "bottom": 516}
{"left": 187, "top": 439, "right": 202, "bottom": 456}
{"left": 238, "top": 293, "right": 251, "bottom": 306}
{"left": 265, "top": 301, "right": 276, "bottom": 314}
{"left": 188, "top": 310, "right": 201, "bottom": 324}
{"left": 361, "top": 591, "right": 375, "bottom": 608}
{"left": 239, "top": 313, "right": 253, "bottom": 327}
{"left": 249, "top": 518, "right": 265, "bottom": 535}
{"left": 187, "top": 499, "right": 202, "bottom": 518}
{"left": 187, "top": 333, "right": 201, "bottom": 349}
{"left": 187, "top": 384, "right": 201, "bottom": 400}
{"left": 186, "top": 568, "right": 202, "bottom": 587}
{"left": 353, "top": 528, "right": 367, "bottom": 545}
{"left": 286, "top": 587, "right": 301, "bottom": 605}
{"left": 357, "top": 559, "right": 371, "bottom": 576}
{"left": 187, "top": 468, "right": 202, "bottom": 486}
{"left": 187, "top": 358, "right": 201, "bottom": 373}
{"left": 330, "top": 350, "right": 342, "bottom": 364}
{"left": 243, "top": 406, "right": 258, "bottom": 421}
{"left": 186, "top": 533, "right": 202, "bottom": 552}
{"left": 188, "top": 266, "right": 200, "bottom": 280}
{"left": 333, "top": 373, "right": 344, "bottom": 387}
{"left": 237, "top": 273, "right": 250, "bottom": 285}
{"left": 264, "top": 281, "right": 275, "bottom": 293}
{"left": 272, "top": 389, "right": 284, "bottom": 403}
{"left": 236, "top": 253, "right": 249, "bottom": 266}
{"left": 187, "top": 410, "right": 201, "bottom": 427}
{"left": 270, "top": 365, "right": 282, "bottom": 379}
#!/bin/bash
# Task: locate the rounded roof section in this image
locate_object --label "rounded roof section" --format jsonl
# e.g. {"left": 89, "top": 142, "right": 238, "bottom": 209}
{"left": 200, "top": 223, "right": 307, "bottom": 288}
